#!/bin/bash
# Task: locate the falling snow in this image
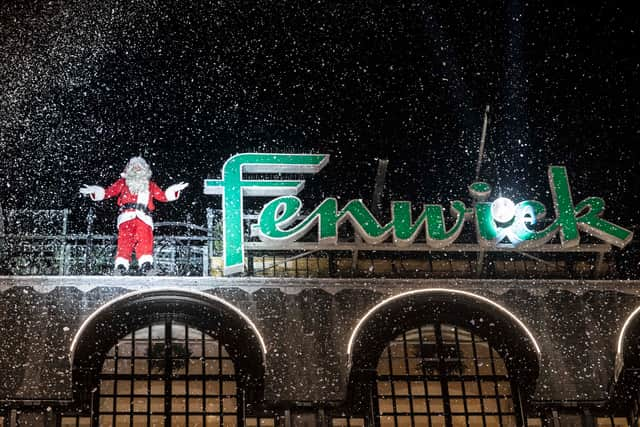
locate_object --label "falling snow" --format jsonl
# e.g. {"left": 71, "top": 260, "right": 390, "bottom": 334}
{"left": 1, "top": 2, "right": 640, "bottom": 422}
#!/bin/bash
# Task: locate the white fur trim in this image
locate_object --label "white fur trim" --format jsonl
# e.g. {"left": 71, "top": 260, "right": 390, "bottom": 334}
{"left": 165, "top": 182, "right": 188, "bottom": 201}
{"left": 117, "top": 211, "right": 153, "bottom": 229}
{"left": 165, "top": 189, "right": 178, "bottom": 201}
{"left": 117, "top": 211, "right": 137, "bottom": 227}
{"left": 136, "top": 190, "right": 150, "bottom": 206}
{"left": 114, "top": 257, "right": 130, "bottom": 269}
{"left": 92, "top": 187, "right": 105, "bottom": 201}
{"left": 138, "top": 254, "right": 153, "bottom": 265}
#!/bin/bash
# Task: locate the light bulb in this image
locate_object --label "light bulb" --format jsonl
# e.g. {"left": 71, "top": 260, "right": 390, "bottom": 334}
{"left": 491, "top": 197, "right": 516, "bottom": 223}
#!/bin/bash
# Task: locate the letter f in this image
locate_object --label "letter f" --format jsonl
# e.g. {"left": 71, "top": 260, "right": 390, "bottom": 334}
{"left": 204, "top": 153, "right": 329, "bottom": 275}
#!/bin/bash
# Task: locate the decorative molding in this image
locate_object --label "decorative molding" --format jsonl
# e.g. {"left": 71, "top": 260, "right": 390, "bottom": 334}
{"left": 2, "top": 276, "right": 640, "bottom": 296}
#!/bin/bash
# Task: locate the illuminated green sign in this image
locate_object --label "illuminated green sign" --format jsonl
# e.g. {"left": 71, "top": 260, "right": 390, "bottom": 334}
{"left": 203, "top": 153, "right": 329, "bottom": 274}
{"left": 205, "top": 153, "right": 633, "bottom": 275}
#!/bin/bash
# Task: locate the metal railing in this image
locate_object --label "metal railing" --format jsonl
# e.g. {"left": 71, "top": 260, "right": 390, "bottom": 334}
{"left": 0, "top": 207, "right": 220, "bottom": 276}
{"left": 0, "top": 207, "right": 632, "bottom": 279}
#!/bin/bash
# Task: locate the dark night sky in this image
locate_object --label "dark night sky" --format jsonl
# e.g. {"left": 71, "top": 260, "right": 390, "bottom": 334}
{"left": 1, "top": 1, "right": 639, "bottom": 237}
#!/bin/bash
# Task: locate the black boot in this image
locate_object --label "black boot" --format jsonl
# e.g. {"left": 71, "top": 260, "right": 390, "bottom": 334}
{"left": 141, "top": 262, "right": 154, "bottom": 275}
{"left": 114, "top": 264, "right": 127, "bottom": 276}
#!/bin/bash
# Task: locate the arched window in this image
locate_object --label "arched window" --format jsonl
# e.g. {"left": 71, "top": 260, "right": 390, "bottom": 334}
{"left": 69, "top": 290, "right": 273, "bottom": 427}
{"left": 97, "top": 318, "right": 239, "bottom": 427}
{"left": 610, "top": 305, "right": 640, "bottom": 423}
{"left": 375, "top": 323, "right": 521, "bottom": 427}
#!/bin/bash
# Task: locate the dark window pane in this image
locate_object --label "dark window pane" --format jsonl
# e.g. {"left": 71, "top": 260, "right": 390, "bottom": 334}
{"left": 96, "top": 320, "right": 239, "bottom": 427}
{"left": 375, "top": 323, "right": 520, "bottom": 426}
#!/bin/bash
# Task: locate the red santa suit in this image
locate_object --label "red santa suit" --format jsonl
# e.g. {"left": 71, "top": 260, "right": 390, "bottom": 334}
{"left": 99, "top": 178, "right": 179, "bottom": 268}
{"left": 81, "top": 158, "right": 187, "bottom": 270}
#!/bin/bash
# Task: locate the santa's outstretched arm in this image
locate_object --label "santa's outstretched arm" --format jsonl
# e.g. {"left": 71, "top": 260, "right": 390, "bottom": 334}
{"left": 79, "top": 184, "right": 105, "bottom": 201}
{"left": 150, "top": 182, "right": 189, "bottom": 202}
{"left": 165, "top": 182, "right": 189, "bottom": 201}
{"left": 80, "top": 179, "right": 124, "bottom": 201}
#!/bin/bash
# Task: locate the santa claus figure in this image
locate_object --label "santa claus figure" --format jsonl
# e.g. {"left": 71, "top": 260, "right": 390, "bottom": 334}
{"left": 80, "top": 157, "right": 188, "bottom": 274}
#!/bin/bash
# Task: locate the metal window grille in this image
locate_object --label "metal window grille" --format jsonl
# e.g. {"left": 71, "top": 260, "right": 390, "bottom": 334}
{"left": 244, "top": 418, "right": 277, "bottom": 426}
{"left": 331, "top": 417, "right": 366, "bottom": 426}
{"left": 596, "top": 417, "right": 631, "bottom": 427}
{"left": 631, "top": 390, "right": 640, "bottom": 427}
{"left": 375, "top": 323, "right": 520, "bottom": 427}
{"left": 97, "top": 319, "right": 239, "bottom": 427}
{"left": 60, "top": 414, "right": 276, "bottom": 426}
{"left": 60, "top": 416, "right": 91, "bottom": 426}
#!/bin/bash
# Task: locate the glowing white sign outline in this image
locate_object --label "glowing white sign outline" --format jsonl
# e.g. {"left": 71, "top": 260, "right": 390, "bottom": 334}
{"left": 346, "top": 288, "right": 541, "bottom": 365}
{"left": 614, "top": 305, "right": 640, "bottom": 380}
{"left": 69, "top": 288, "right": 268, "bottom": 364}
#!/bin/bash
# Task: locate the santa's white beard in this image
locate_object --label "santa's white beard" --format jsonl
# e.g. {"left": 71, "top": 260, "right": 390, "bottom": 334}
{"left": 126, "top": 174, "right": 150, "bottom": 194}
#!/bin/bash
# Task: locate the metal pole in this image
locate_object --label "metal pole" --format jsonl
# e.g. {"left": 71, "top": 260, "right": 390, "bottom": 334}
{"left": 475, "top": 106, "right": 490, "bottom": 276}
{"left": 355, "top": 158, "right": 389, "bottom": 274}
{"left": 206, "top": 208, "right": 214, "bottom": 276}
{"left": 86, "top": 207, "right": 95, "bottom": 274}
{"left": 371, "top": 158, "right": 389, "bottom": 217}
{"left": 0, "top": 204, "right": 5, "bottom": 235}
{"left": 474, "top": 105, "right": 491, "bottom": 182}
{"left": 59, "top": 208, "right": 69, "bottom": 275}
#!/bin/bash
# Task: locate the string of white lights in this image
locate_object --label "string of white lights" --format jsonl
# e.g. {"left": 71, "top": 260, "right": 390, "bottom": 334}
{"left": 346, "top": 288, "right": 542, "bottom": 364}
{"left": 69, "top": 287, "right": 268, "bottom": 365}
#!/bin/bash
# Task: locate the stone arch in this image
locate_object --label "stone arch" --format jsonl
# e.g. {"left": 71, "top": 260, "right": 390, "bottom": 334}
{"left": 346, "top": 288, "right": 541, "bottom": 409}
{"left": 615, "top": 304, "right": 640, "bottom": 381}
{"left": 69, "top": 288, "right": 266, "bottom": 407}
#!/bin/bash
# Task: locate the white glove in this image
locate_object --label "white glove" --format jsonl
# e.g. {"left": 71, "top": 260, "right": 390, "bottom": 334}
{"left": 165, "top": 182, "right": 189, "bottom": 201}
{"left": 80, "top": 184, "right": 105, "bottom": 201}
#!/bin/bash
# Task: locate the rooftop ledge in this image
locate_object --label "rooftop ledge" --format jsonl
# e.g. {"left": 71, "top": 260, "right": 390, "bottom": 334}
{"left": 1, "top": 275, "right": 640, "bottom": 296}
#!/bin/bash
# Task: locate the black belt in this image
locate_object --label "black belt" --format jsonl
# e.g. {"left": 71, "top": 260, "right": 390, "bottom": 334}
{"left": 119, "top": 203, "right": 152, "bottom": 216}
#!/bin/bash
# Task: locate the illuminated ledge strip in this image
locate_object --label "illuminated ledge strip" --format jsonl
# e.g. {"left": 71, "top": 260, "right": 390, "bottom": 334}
{"left": 245, "top": 241, "right": 612, "bottom": 253}
{"left": 69, "top": 287, "right": 267, "bottom": 364}
{"left": 615, "top": 305, "right": 640, "bottom": 380}
{"left": 346, "top": 288, "right": 541, "bottom": 362}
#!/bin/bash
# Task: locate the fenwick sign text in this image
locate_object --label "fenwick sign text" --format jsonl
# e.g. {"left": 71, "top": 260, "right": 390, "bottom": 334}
{"left": 204, "top": 153, "right": 633, "bottom": 275}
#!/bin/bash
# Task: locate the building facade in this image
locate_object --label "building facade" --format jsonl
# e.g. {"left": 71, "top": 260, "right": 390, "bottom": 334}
{"left": 2, "top": 264, "right": 640, "bottom": 426}
{"left": 1, "top": 176, "right": 640, "bottom": 427}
